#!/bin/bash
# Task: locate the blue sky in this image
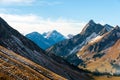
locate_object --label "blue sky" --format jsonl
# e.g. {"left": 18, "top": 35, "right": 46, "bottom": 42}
{"left": 0, "top": 0, "right": 120, "bottom": 36}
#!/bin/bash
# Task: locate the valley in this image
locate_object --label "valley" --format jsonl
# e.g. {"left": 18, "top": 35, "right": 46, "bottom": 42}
{"left": 0, "top": 17, "right": 120, "bottom": 80}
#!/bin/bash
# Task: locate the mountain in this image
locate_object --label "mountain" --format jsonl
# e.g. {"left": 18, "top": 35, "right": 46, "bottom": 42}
{"left": 43, "top": 30, "right": 66, "bottom": 44}
{"left": 77, "top": 26, "right": 120, "bottom": 75}
{"left": 104, "top": 24, "right": 114, "bottom": 31}
{"left": 67, "top": 34, "right": 74, "bottom": 39}
{"left": 0, "top": 17, "right": 92, "bottom": 80}
{"left": 0, "top": 45, "right": 66, "bottom": 80}
{"left": 47, "top": 20, "right": 120, "bottom": 75}
{"left": 26, "top": 32, "right": 51, "bottom": 50}
{"left": 47, "top": 20, "right": 113, "bottom": 62}
{"left": 26, "top": 30, "right": 66, "bottom": 50}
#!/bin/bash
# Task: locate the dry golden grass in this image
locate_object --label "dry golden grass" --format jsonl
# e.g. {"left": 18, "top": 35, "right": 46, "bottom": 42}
{"left": 77, "top": 39, "right": 120, "bottom": 75}
{"left": 93, "top": 75, "right": 120, "bottom": 80}
{"left": 0, "top": 72, "right": 14, "bottom": 80}
{"left": 105, "top": 40, "right": 120, "bottom": 60}
{"left": 0, "top": 46, "right": 67, "bottom": 80}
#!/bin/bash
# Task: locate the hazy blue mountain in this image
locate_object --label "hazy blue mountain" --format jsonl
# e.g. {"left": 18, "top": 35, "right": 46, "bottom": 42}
{"left": 43, "top": 30, "right": 66, "bottom": 44}
{"left": 26, "top": 30, "right": 66, "bottom": 50}
{"left": 26, "top": 32, "right": 51, "bottom": 50}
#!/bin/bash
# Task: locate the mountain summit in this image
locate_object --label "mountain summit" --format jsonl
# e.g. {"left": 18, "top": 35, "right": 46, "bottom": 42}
{"left": 43, "top": 30, "right": 66, "bottom": 43}
{"left": 81, "top": 20, "right": 104, "bottom": 36}
{"left": 26, "top": 30, "right": 66, "bottom": 50}
{"left": 26, "top": 32, "right": 51, "bottom": 50}
{"left": 88, "top": 19, "right": 96, "bottom": 25}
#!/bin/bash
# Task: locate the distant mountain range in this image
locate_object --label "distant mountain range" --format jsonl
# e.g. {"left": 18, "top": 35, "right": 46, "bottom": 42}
{"left": 26, "top": 30, "right": 66, "bottom": 50}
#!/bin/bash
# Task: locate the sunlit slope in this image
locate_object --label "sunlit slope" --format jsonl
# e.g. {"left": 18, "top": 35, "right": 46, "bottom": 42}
{"left": 0, "top": 46, "right": 66, "bottom": 80}
{"left": 77, "top": 26, "right": 120, "bottom": 75}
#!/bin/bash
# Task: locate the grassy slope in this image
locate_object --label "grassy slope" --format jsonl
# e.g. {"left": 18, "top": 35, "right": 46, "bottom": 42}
{"left": 78, "top": 40, "right": 120, "bottom": 74}
{"left": 93, "top": 76, "right": 120, "bottom": 80}
{"left": 0, "top": 46, "right": 66, "bottom": 80}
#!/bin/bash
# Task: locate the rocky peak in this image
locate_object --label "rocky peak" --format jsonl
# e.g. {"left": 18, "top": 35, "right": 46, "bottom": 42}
{"left": 104, "top": 24, "right": 113, "bottom": 31}
{"left": 109, "top": 25, "right": 120, "bottom": 34}
{"left": 98, "top": 24, "right": 113, "bottom": 35}
{"left": 27, "top": 32, "right": 42, "bottom": 37}
{"left": 0, "top": 17, "right": 12, "bottom": 38}
{"left": 43, "top": 30, "right": 66, "bottom": 41}
{"left": 104, "top": 24, "right": 111, "bottom": 27}
{"left": 88, "top": 19, "right": 96, "bottom": 25}
{"left": 0, "top": 17, "right": 5, "bottom": 23}
{"left": 44, "top": 30, "right": 61, "bottom": 38}
{"left": 51, "top": 30, "right": 58, "bottom": 33}
{"left": 109, "top": 25, "right": 120, "bottom": 38}
{"left": 0, "top": 17, "right": 10, "bottom": 29}
{"left": 0, "top": 17, "right": 6, "bottom": 29}
{"left": 114, "top": 25, "right": 120, "bottom": 30}
{"left": 80, "top": 20, "right": 104, "bottom": 37}
{"left": 26, "top": 32, "right": 46, "bottom": 41}
{"left": 67, "top": 34, "right": 74, "bottom": 39}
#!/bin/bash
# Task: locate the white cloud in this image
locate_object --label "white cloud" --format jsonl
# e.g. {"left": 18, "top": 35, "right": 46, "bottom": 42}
{"left": 38, "top": 1, "right": 62, "bottom": 6}
{"left": 0, "top": 0, "right": 61, "bottom": 6}
{"left": 0, "top": 0, "right": 35, "bottom": 5}
{"left": 0, "top": 13, "right": 86, "bottom": 36}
